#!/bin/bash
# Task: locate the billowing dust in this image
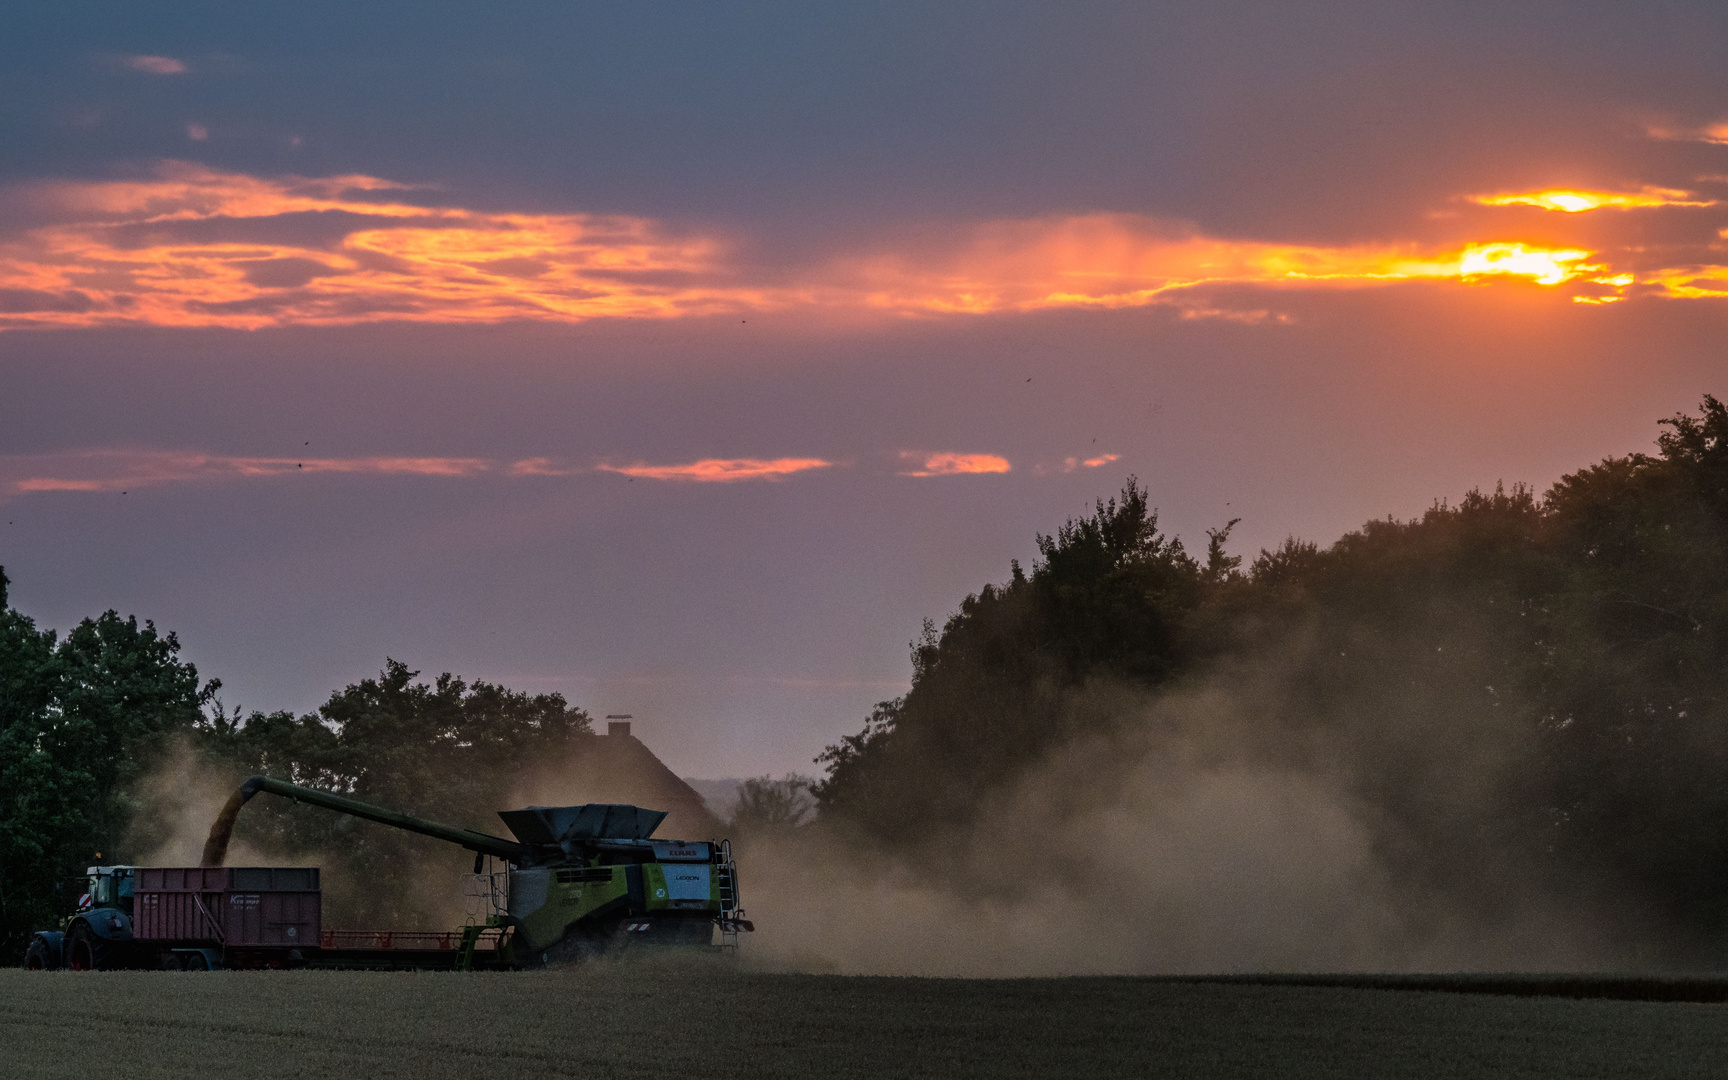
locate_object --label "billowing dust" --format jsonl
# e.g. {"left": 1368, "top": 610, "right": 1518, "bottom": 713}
{"left": 122, "top": 739, "right": 464, "bottom": 930}
{"left": 122, "top": 738, "right": 300, "bottom": 871}
{"left": 508, "top": 734, "right": 723, "bottom": 841}
{"left": 123, "top": 673, "right": 1648, "bottom": 973}
{"left": 732, "top": 677, "right": 1643, "bottom": 977}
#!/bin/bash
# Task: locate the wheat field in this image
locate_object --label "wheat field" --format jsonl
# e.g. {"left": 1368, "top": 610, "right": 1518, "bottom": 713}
{"left": 4, "top": 964, "right": 1727, "bottom": 1079}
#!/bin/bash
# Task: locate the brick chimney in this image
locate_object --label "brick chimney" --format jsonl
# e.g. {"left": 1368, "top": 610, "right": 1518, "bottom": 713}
{"left": 605, "top": 714, "right": 632, "bottom": 738}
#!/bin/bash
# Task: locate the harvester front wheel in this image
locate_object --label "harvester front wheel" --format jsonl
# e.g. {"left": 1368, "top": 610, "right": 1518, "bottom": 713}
{"left": 539, "top": 926, "right": 606, "bottom": 967}
{"left": 24, "top": 938, "right": 51, "bottom": 970}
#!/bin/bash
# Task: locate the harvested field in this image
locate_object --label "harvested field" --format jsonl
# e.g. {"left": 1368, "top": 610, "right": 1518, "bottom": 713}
{"left": 4, "top": 965, "right": 1728, "bottom": 1079}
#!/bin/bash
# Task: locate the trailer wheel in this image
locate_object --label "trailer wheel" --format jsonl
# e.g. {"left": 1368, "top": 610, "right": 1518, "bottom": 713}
{"left": 183, "top": 952, "right": 211, "bottom": 971}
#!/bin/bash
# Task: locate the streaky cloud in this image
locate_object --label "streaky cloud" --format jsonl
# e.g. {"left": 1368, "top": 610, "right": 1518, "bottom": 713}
{"left": 0, "top": 450, "right": 492, "bottom": 499}
{"left": 0, "top": 449, "right": 848, "bottom": 497}
{"left": 1468, "top": 186, "right": 1716, "bottom": 212}
{"left": 125, "top": 55, "right": 187, "bottom": 75}
{"left": 508, "top": 457, "right": 583, "bottom": 477}
{"left": 3, "top": 165, "right": 1726, "bottom": 331}
{"left": 899, "top": 452, "right": 1011, "bottom": 477}
{"left": 0, "top": 163, "right": 749, "bottom": 331}
{"left": 596, "top": 458, "right": 834, "bottom": 482}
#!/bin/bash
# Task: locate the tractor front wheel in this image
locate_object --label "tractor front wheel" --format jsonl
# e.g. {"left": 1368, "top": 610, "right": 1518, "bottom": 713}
{"left": 65, "top": 923, "right": 110, "bottom": 971}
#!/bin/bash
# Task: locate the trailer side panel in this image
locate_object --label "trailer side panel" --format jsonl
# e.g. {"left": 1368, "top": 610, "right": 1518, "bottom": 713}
{"left": 134, "top": 867, "right": 320, "bottom": 947}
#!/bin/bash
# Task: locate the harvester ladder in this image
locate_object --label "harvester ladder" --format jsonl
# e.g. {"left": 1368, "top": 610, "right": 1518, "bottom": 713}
{"left": 455, "top": 924, "right": 484, "bottom": 971}
{"left": 717, "top": 848, "right": 737, "bottom": 911}
{"left": 716, "top": 839, "right": 743, "bottom": 953}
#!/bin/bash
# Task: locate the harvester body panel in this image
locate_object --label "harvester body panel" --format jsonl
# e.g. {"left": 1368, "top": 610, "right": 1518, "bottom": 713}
{"left": 644, "top": 863, "right": 715, "bottom": 910}
{"left": 508, "top": 865, "right": 632, "bottom": 950}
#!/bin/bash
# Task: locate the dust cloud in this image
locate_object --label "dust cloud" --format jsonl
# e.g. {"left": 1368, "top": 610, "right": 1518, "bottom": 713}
{"left": 120, "top": 740, "right": 468, "bottom": 931}
{"left": 116, "top": 660, "right": 1649, "bottom": 972}
{"left": 506, "top": 729, "right": 723, "bottom": 840}
{"left": 121, "top": 739, "right": 293, "bottom": 871}
{"left": 735, "top": 673, "right": 1642, "bottom": 976}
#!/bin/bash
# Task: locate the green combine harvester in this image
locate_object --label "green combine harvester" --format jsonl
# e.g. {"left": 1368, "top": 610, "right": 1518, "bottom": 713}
{"left": 219, "top": 776, "right": 753, "bottom": 964}
{"left": 26, "top": 776, "right": 752, "bottom": 970}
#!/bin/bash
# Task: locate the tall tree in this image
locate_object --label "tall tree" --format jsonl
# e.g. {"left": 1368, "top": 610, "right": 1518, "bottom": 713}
{"left": 0, "top": 569, "right": 213, "bottom": 961}
{"left": 815, "top": 479, "right": 1215, "bottom": 845}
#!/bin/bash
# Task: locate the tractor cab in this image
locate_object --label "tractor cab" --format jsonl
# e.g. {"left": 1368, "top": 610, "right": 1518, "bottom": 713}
{"left": 80, "top": 865, "right": 135, "bottom": 916}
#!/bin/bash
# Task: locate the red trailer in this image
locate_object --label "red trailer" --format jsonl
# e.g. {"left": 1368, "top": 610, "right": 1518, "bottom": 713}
{"left": 133, "top": 867, "right": 321, "bottom": 968}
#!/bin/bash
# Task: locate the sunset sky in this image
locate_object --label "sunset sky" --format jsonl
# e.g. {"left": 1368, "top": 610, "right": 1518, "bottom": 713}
{"left": 4, "top": 2, "right": 1727, "bottom": 776}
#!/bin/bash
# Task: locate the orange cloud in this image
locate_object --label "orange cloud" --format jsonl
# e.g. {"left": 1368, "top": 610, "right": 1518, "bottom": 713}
{"left": 0, "top": 450, "right": 491, "bottom": 499}
{"left": 0, "top": 449, "right": 840, "bottom": 498}
{"left": 841, "top": 217, "right": 1639, "bottom": 317}
{"left": 508, "top": 457, "right": 579, "bottom": 477}
{"left": 899, "top": 452, "right": 1011, "bottom": 477}
{"left": 126, "top": 55, "right": 187, "bottom": 75}
{"left": 1632, "top": 266, "right": 1728, "bottom": 300}
{"left": 1455, "top": 243, "right": 1596, "bottom": 285}
{"left": 0, "top": 164, "right": 1720, "bottom": 331}
{"left": 596, "top": 457, "right": 834, "bottom": 482}
{"left": 1645, "top": 120, "right": 1728, "bottom": 145}
{"left": 0, "top": 162, "right": 755, "bottom": 330}
{"left": 1468, "top": 186, "right": 1715, "bottom": 212}
{"left": 1049, "top": 453, "right": 1121, "bottom": 474}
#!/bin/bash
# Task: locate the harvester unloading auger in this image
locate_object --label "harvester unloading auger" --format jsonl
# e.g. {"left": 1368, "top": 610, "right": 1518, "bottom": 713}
{"left": 203, "top": 775, "right": 751, "bottom": 964}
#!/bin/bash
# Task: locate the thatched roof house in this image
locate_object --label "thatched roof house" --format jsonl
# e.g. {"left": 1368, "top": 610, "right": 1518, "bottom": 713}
{"left": 514, "top": 720, "right": 722, "bottom": 840}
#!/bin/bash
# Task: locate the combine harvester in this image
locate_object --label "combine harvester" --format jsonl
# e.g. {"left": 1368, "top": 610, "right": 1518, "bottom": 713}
{"left": 24, "top": 775, "right": 752, "bottom": 970}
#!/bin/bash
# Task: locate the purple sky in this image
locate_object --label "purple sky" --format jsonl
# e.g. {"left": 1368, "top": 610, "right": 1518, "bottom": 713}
{"left": 4, "top": 2, "right": 1727, "bottom": 775}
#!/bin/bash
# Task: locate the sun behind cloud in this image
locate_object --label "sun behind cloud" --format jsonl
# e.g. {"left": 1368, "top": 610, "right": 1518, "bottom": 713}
{"left": 1456, "top": 243, "right": 1595, "bottom": 285}
{"left": 1469, "top": 186, "right": 1715, "bottom": 212}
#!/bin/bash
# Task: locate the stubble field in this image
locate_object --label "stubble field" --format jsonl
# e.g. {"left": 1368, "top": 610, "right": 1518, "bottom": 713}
{"left": 4, "top": 964, "right": 1727, "bottom": 1079}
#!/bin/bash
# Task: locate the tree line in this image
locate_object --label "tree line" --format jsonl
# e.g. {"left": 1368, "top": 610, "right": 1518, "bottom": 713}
{"left": 813, "top": 395, "right": 1728, "bottom": 960}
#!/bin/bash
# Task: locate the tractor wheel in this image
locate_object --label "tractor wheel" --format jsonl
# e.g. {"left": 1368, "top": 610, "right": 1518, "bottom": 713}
{"left": 24, "top": 938, "right": 51, "bottom": 970}
{"left": 65, "top": 923, "right": 111, "bottom": 971}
